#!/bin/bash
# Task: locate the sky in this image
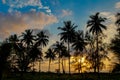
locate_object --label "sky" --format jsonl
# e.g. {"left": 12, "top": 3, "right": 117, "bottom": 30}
{"left": 0, "top": 0, "right": 120, "bottom": 72}
{"left": 0, "top": 0, "right": 120, "bottom": 41}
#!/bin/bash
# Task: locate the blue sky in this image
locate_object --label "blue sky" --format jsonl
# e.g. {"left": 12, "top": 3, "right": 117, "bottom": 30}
{"left": 0, "top": 0, "right": 120, "bottom": 40}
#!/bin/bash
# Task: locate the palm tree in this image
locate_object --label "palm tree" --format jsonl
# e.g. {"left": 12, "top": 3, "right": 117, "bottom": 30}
{"left": 21, "top": 29, "right": 35, "bottom": 71}
{"left": 21, "top": 29, "right": 35, "bottom": 48}
{"left": 29, "top": 45, "right": 42, "bottom": 72}
{"left": 35, "top": 30, "right": 49, "bottom": 47}
{"left": 58, "top": 21, "right": 77, "bottom": 74}
{"left": 87, "top": 12, "right": 107, "bottom": 72}
{"left": 35, "top": 30, "right": 49, "bottom": 72}
{"left": 45, "top": 48, "right": 55, "bottom": 72}
{"left": 9, "top": 34, "right": 19, "bottom": 43}
{"left": 72, "top": 30, "right": 86, "bottom": 73}
{"left": 53, "top": 41, "right": 67, "bottom": 73}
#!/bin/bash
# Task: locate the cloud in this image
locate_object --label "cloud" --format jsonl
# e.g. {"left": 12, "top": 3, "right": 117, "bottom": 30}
{"left": 61, "top": 9, "right": 72, "bottom": 17}
{"left": 100, "top": 12, "right": 117, "bottom": 43}
{"left": 2, "top": 0, "right": 6, "bottom": 4}
{"left": 115, "top": 2, "right": 120, "bottom": 9}
{"left": 3, "top": 0, "right": 52, "bottom": 14}
{"left": 0, "top": 12, "right": 58, "bottom": 40}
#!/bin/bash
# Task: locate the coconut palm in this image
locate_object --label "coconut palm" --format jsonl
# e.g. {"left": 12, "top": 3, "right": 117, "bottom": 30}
{"left": 35, "top": 30, "right": 49, "bottom": 72}
{"left": 72, "top": 30, "right": 86, "bottom": 73}
{"left": 21, "top": 29, "right": 35, "bottom": 71}
{"left": 58, "top": 21, "right": 77, "bottom": 74}
{"left": 9, "top": 34, "right": 19, "bottom": 43}
{"left": 72, "top": 30, "right": 85, "bottom": 53}
{"left": 35, "top": 30, "right": 49, "bottom": 47}
{"left": 87, "top": 12, "right": 107, "bottom": 72}
{"left": 53, "top": 41, "right": 68, "bottom": 73}
{"left": 45, "top": 48, "right": 55, "bottom": 72}
{"left": 21, "top": 29, "right": 35, "bottom": 48}
{"left": 29, "top": 45, "right": 42, "bottom": 72}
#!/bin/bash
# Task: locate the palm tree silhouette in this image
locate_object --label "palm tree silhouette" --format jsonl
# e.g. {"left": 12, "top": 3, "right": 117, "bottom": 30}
{"left": 29, "top": 45, "right": 42, "bottom": 72}
{"left": 87, "top": 12, "right": 107, "bottom": 72}
{"left": 8, "top": 34, "right": 19, "bottom": 43}
{"left": 45, "top": 48, "right": 55, "bottom": 72}
{"left": 21, "top": 29, "right": 35, "bottom": 71}
{"left": 21, "top": 29, "right": 35, "bottom": 48}
{"left": 53, "top": 41, "right": 68, "bottom": 73}
{"left": 72, "top": 30, "right": 86, "bottom": 73}
{"left": 58, "top": 21, "right": 77, "bottom": 74}
{"left": 35, "top": 30, "right": 49, "bottom": 72}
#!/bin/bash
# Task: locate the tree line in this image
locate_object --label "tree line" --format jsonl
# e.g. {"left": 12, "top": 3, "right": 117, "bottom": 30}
{"left": 0, "top": 12, "right": 120, "bottom": 80}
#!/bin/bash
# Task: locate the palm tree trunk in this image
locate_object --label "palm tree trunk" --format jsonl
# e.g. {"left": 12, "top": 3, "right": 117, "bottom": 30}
{"left": 48, "top": 59, "right": 50, "bottom": 72}
{"left": 58, "top": 54, "right": 60, "bottom": 73}
{"left": 61, "top": 58, "right": 65, "bottom": 74}
{"left": 68, "top": 40, "right": 70, "bottom": 74}
{"left": 39, "top": 60, "right": 41, "bottom": 72}
{"left": 96, "top": 33, "right": 99, "bottom": 73}
{"left": 33, "top": 62, "right": 34, "bottom": 72}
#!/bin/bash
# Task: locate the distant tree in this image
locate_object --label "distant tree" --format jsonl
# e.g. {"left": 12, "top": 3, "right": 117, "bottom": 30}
{"left": 45, "top": 48, "right": 56, "bottom": 72}
{"left": 58, "top": 21, "right": 77, "bottom": 74}
{"left": 87, "top": 12, "right": 107, "bottom": 72}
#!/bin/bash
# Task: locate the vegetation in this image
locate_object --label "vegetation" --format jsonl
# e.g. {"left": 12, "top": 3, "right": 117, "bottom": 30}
{"left": 0, "top": 12, "right": 120, "bottom": 80}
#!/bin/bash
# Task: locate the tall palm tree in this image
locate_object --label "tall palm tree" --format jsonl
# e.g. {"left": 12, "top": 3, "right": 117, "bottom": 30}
{"left": 58, "top": 21, "right": 77, "bottom": 74}
{"left": 21, "top": 29, "right": 35, "bottom": 72}
{"left": 35, "top": 30, "right": 49, "bottom": 72}
{"left": 87, "top": 12, "right": 107, "bottom": 72}
{"left": 53, "top": 41, "right": 67, "bottom": 73}
{"left": 29, "top": 45, "right": 42, "bottom": 72}
{"left": 45, "top": 48, "right": 55, "bottom": 72}
{"left": 72, "top": 30, "right": 86, "bottom": 73}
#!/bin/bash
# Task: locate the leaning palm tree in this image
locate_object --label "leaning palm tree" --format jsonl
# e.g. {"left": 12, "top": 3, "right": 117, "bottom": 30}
{"left": 35, "top": 30, "right": 49, "bottom": 72}
{"left": 58, "top": 21, "right": 77, "bottom": 74}
{"left": 87, "top": 12, "right": 107, "bottom": 72}
{"left": 72, "top": 30, "right": 86, "bottom": 73}
{"left": 45, "top": 48, "right": 55, "bottom": 72}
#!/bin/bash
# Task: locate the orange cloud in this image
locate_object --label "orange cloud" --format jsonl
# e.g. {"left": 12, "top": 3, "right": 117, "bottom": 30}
{"left": 0, "top": 12, "right": 58, "bottom": 40}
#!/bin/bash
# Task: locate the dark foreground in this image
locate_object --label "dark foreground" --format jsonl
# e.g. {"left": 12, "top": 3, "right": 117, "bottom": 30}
{"left": 2, "top": 72, "right": 120, "bottom": 80}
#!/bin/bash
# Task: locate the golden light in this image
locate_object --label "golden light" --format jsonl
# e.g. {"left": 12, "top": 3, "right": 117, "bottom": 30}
{"left": 78, "top": 57, "right": 85, "bottom": 63}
